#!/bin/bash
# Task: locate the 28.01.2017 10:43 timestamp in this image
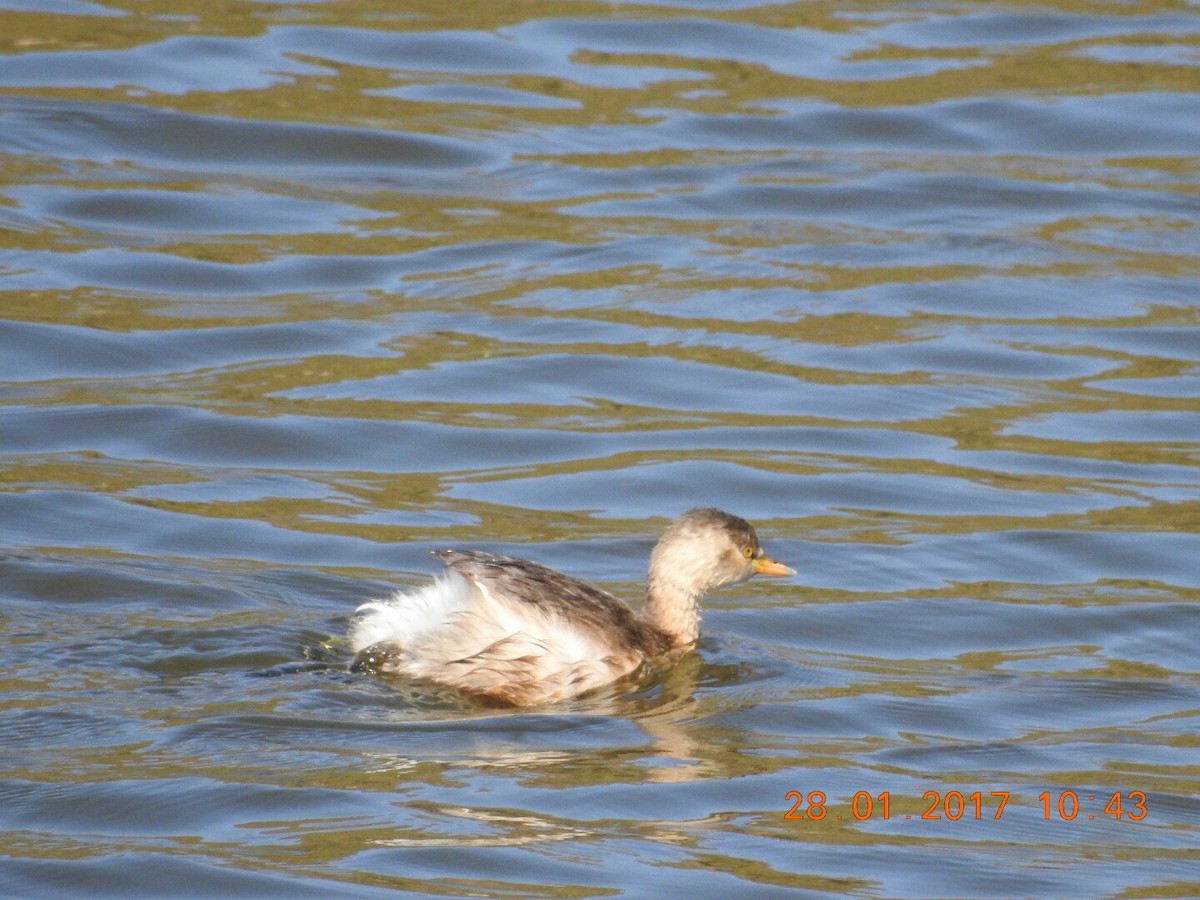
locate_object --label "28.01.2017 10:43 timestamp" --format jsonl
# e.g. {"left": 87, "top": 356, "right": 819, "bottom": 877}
{"left": 784, "top": 790, "right": 1148, "bottom": 822}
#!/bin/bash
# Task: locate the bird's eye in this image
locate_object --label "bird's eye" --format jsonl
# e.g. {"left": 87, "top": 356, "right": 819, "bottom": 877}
{"left": 743, "top": 546, "right": 754, "bottom": 559}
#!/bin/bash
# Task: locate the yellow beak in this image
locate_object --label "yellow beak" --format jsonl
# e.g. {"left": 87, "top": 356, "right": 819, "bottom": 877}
{"left": 753, "top": 556, "right": 796, "bottom": 577}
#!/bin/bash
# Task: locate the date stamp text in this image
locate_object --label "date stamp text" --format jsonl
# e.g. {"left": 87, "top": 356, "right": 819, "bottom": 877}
{"left": 783, "top": 790, "right": 1147, "bottom": 822}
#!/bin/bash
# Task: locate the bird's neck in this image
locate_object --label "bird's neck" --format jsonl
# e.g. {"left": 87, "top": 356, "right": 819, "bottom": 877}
{"left": 644, "top": 568, "right": 704, "bottom": 648}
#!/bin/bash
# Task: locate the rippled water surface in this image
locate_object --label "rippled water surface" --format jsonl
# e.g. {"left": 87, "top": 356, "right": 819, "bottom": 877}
{"left": 2, "top": 1, "right": 1198, "bottom": 897}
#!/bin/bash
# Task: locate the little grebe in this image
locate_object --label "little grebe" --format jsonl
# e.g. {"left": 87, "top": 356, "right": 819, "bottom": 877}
{"left": 348, "top": 507, "right": 793, "bottom": 705}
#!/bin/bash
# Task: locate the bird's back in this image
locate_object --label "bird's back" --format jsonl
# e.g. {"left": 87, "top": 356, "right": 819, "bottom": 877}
{"left": 349, "top": 550, "right": 670, "bottom": 705}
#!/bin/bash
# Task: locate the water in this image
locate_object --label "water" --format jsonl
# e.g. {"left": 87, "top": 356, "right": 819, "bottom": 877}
{"left": 2, "top": 1, "right": 1198, "bottom": 897}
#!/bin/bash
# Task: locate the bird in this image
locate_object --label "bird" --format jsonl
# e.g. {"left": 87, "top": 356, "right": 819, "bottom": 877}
{"left": 347, "top": 507, "right": 794, "bottom": 706}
